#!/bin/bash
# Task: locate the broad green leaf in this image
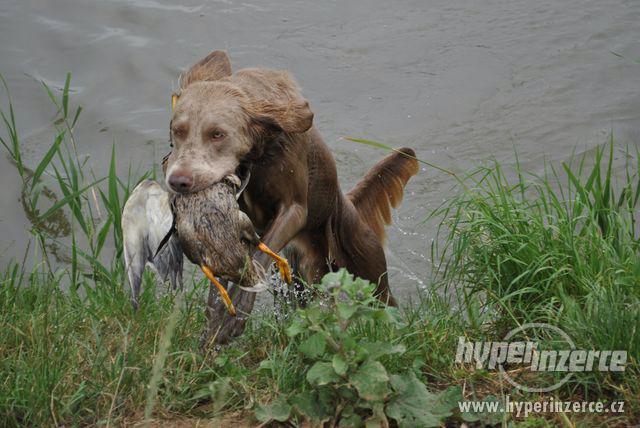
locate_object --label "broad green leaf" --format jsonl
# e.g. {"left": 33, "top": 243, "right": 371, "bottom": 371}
{"left": 360, "top": 341, "right": 406, "bottom": 360}
{"left": 290, "top": 390, "right": 333, "bottom": 423}
{"left": 439, "top": 386, "right": 479, "bottom": 422}
{"left": 338, "top": 412, "right": 362, "bottom": 427}
{"left": 365, "top": 403, "right": 388, "bottom": 428}
{"left": 307, "top": 361, "right": 340, "bottom": 386}
{"left": 350, "top": 360, "right": 388, "bottom": 402}
{"left": 285, "top": 320, "right": 306, "bottom": 337}
{"left": 299, "top": 332, "right": 326, "bottom": 358}
{"left": 336, "top": 301, "right": 357, "bottom": 320}
{"left": 372, "top": 306, "right": 405, "bottom": 327}
{"left": 254, "top": 397, "right": 291, "bottom": 423}
{"left": 208, "top": 377, "right": 231, "bottom": 413}
{"left": 321, "top": 270, "right": 350, "bottom": 291}
{"left": 386, "top": 372, "right": 452, "bottom": 428}
{"left": 332, "top": 354, "right": 348, "bottom": 376}
{"left": 305, "top": 305, "right": 325, "bottom": 324}
{"left": 437, "top": 385, "right": 463, "bottom": 409}
{"left": 338, "top": 405, "right": 361, "bottom": 427}
{"left": 411, "top": 358, "right": 425, "bottom": 374}
{"left": 336, "top": 385, "right": 358, "bottom": 401}
{"left": 214, "top": 355, "right": 228, "bottom": 367}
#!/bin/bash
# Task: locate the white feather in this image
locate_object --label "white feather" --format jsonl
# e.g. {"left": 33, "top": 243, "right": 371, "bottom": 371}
{"left": 122, "top": 179, "right": 183, "bottom": 308}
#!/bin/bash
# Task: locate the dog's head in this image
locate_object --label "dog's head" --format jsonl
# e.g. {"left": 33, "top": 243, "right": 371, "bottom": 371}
{"left": 164, "top": 51, "right": 313, "bottom": 193}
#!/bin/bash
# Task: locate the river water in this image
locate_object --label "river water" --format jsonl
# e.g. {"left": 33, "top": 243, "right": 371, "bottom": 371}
{"left": 1, "top": 0, "right": 639, "bottom": 298}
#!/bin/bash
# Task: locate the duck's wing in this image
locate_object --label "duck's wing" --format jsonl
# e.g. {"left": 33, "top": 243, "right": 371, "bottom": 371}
{"left": 153, "top": 196, "right": 177, "bottom": 259}
{"left": 122, "top": 180, "right": 183, "bottom": 307}
{"left": 238, "top": 210, "right": 261, "bottom": 246}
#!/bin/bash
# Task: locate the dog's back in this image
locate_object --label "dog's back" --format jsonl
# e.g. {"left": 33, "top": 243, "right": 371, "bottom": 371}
{"left": 323, "top": 149, "right": 419, "bottom": 305}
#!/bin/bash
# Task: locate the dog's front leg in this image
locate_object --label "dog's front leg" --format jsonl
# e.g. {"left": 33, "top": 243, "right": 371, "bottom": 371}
{"left": 204, "top": 203, "right": 307, "bottom": 345}
{"left": 254, "top": 203, "right": 307, "bottom": 270}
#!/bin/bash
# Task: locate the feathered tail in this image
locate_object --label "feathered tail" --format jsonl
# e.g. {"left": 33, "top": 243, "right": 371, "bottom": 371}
{"left": 346, "top": 148, "right": 420, "bottom": 243}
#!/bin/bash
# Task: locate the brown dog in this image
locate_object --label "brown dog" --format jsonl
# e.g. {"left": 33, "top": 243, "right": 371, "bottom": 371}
{"left": 164, "top": 51, "right": 419, "bottom": 343}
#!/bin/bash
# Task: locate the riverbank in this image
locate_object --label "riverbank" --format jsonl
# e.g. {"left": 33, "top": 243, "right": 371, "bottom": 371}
{"left": 0, "top": 78, "right": 638, "bottom": 426}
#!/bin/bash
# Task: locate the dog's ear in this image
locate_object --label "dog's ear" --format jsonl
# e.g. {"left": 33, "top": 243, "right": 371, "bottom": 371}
{"left": 180, "top": 50, "right": 232, "bottom": 89}
{"left": 245, "top": 71, "right": 314, "bottom": 134}
{"left": 248, "top": 99, "right": 313, "bottom": 134}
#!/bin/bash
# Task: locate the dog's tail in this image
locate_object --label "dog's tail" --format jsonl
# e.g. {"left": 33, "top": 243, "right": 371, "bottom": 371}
{"left": 346, "top": 148, "right": 420, "bottom": 243}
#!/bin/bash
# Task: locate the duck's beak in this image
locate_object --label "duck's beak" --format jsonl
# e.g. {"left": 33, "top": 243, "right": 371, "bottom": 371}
{"left": 200, "top": 265, "right": 236, "bottom": 316}
{"left": 257, "top": 242, "right": 292, "bottom": 284}
{"left": 221, "top": 173, "right": 249, "bottom": 200}
{"left": 235, "top": 169, "right": 251, "bottom": 200}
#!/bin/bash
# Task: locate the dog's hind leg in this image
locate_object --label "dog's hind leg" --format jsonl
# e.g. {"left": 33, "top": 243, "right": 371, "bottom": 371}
{"left": 343, "top": 223, "right": 397, "bottom": 306}
{"left": 279, "top": 235, "right": 328, "bottom": 309}
{"left": 295, "top": 232, "right": 331, "bottom": 285}
{"left": 332, "top": 147, "right": 419, "bottom": 306}
{"left": 328, "top": 202, "right": 398, "bottom": 306}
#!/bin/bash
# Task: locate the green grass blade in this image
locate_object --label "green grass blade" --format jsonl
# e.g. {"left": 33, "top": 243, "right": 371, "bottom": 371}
{"left": 342, "top": 136, "right": 457, "bottom": 177}
{"left": 39, "top": 177, "right": 105, "bottom": 222}
{"left": 71, "top": 106, "right": 83, "bottom": 128}
{"left": 62, "top": 72, "right": 71, "bottom": 118}
{"left": 31, "top": 131, "right": 65, "bottom": 190}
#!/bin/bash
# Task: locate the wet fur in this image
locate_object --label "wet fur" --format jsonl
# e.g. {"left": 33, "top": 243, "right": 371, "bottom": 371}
{"left": 166, "top": 51, "right": 419, "bottom": 342}
{"left": 347, "top": 148, "right": 420, "bottom": 244}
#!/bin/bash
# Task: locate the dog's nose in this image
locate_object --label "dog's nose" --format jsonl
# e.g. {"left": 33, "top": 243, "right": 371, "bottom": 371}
{"left": 168, "top": 172, "right": 194, "bottom": 193}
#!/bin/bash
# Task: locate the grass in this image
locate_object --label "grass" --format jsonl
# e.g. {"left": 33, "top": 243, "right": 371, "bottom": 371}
{"left": 0, "top": 74, "right": 638, "bottom": 426}
{"left": 429, "top": 143, "right": 640, "bottom": 408}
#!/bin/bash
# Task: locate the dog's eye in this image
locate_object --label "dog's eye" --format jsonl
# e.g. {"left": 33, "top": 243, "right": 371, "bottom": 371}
{"left": 173, "top": 128, "right": 187, "bottom": 139}
{"left": 209, "top": 130, "right": 225, "bottom": 140}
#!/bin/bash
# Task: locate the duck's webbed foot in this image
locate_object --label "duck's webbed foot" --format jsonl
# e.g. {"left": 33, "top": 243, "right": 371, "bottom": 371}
{"left": 201, "top": 265, "right": 236, "bottom": 316}
{"left": 257, "top": 242, "right": 292, "bottom": 284}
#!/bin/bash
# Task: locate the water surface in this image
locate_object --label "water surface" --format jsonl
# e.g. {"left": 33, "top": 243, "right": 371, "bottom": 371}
{"left": 1, "top": 0, "right": 639, "bottom": 297}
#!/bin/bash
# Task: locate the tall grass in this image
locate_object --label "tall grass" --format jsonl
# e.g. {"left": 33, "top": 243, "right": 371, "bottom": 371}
{"left": 431, "top": 142, "right": 640, "bottom": 398}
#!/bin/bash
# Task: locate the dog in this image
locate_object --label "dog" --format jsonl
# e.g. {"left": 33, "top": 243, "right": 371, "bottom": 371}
{"left": 163, "top": 50, "right": 419, "bottom": 343}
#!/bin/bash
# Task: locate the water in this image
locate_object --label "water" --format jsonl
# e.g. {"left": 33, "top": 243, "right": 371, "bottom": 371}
{"left": 1, "top": 0, "right": 639, "bottom": 298}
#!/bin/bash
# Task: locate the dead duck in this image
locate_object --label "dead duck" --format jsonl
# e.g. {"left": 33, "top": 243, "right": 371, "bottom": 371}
{"left": 167, "top": 174, "right": 292, "bottom": 315}
{"left": 122, "top": 174, "right": 291, "bottom": 315}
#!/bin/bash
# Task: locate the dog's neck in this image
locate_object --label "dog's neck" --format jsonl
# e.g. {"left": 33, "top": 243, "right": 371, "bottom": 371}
{"left": 247, "top": 132, "right": 290, "bottom": 166}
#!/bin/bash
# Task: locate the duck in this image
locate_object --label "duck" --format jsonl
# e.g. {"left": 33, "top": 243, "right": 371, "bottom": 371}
{"left": 122, "top": 174, "right": 291, "bottom": 315}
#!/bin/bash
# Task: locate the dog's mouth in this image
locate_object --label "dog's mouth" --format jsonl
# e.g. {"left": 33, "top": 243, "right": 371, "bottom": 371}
{"left": 218, "top": 163, "right": 251, "bottom": 200}
{"left": 234, "top": 163, "right": 251, "bottom": 200}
